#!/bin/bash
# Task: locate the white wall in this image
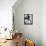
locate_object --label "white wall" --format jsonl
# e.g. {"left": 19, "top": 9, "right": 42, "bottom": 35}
{"left": 41, "top": 0, "right": 46, "bottom": 46}
{"left": 0, "top": 0, "right": 16, "bottom": 30}
{"left": 13, "top": 0, "right": 41, "bottom": 46}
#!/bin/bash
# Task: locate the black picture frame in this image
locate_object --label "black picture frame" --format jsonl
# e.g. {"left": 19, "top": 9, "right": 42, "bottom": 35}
{"left": 24, "top": 14, "right": 33, "bottom": 25}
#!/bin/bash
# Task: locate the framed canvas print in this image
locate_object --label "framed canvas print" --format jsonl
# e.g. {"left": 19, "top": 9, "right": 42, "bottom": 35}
{"left": 24, "top": 14, "right": 33, "bottom": 25}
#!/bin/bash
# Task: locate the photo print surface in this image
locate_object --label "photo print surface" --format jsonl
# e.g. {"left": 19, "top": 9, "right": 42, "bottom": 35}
{"left": 24, "top": 14, "right": 33, "bottom": 25}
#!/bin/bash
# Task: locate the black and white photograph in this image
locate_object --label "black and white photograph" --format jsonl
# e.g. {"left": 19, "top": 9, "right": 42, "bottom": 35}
{"left": 24, "top": 14, "right": 33, "bottom": 25}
